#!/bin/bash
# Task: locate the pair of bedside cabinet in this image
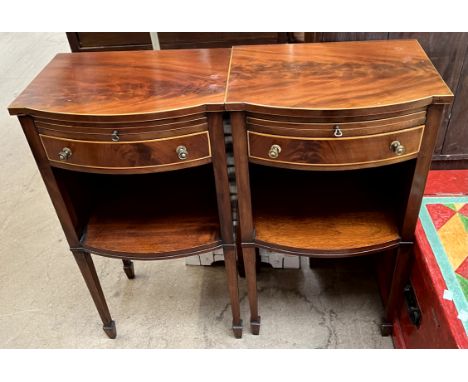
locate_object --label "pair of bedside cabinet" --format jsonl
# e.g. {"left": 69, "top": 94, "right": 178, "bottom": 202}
{"left": 8, "top": 40, "right": 453, "bottom": 340}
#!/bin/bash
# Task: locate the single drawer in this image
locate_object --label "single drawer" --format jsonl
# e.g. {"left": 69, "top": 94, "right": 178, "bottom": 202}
{"left": 40, "top": 131, "right": 211, "bottom": 174}
{"left": 35, "top": 114, "right": 208, "bottom": 141}
{"left": 247, "top": 126, "right": 424, "bottom": 170}
{"left": 247, "top": 110, "right": 426, "bottom": 138}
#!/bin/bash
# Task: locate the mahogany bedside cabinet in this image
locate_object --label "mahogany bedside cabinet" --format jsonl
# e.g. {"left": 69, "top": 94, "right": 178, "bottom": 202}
{"left": 225, "top": 40, "right": 453, "bottom": 336}
{"left": 8, "top": 48, "right": 243, "bottom": 339}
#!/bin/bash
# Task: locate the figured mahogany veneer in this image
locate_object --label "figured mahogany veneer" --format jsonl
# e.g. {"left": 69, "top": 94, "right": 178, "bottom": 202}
{"left": 226, "top": 40, "right": 453, "bottom": 113}
{"left": 40, "top": 131, "right": 211, "bottom": 174}
{"left": 247, "top": 126, "right": 423, "bottom": 170}
{"left": 9, "top": 49, "right": 230, "bottom": 118}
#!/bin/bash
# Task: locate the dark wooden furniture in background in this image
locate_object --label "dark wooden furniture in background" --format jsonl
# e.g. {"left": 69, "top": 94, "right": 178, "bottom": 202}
{"left": 226, "top": 41, "right": 453, "bottom": 335}
{"left": 66, "top": 32, "right": 153, "bottom": 52}
{"left": 66, "top": 32, "right": 289, "bottom": 52}
{"left": 157, "top": 33, "right": 288, "bottom": 49}
{"left": 8, "top": 49, "right": 243, "bottom": 339}
{"left": 300, "top": 33, "right": 468, "bottom": 169}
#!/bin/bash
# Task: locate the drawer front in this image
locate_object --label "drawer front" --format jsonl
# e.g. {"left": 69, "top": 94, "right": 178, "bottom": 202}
{"left": 247, "top": 110, "right": 426, "bottom": 138}
{"left": 248, "top": 126, "right": 424, "bottom": 170}
{"left": 34, "top": 114, "right": 208, "bottom": 141}
{"left": 41, "top": 131, "right": 211, "bottom": 174}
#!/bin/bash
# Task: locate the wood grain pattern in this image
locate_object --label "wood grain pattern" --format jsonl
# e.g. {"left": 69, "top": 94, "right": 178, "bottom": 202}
{"left": 40, "top": 131, "right": 211, "bottom": 174}
{"left": 254, "top": 210, "right": 400, "bottom": 254}
{"left": 254, "top": 207, "right": 400, "bottom": 254}
{"left": 18, "top": 116, "right": 81, "bottom": 247}
{"left": 36, "top": 123, "right": 208, "bottom": 142}
{"left": 35, "top": 117, "right": 208, "bottom": 139}
{"left": 8, "top": 49, "right": 231, "bottom": 118}
{"left": 249, "top": 165, "right": 403, "bottom": 254}
{"left": 441, "top": 44, "right": 468, "bottom": 158}
{"left": 247, "top": 107, "right": 429, "bottom": 122}
{"left": 225, "top": 41, "right": 453, "bottom": 112}
{"left": 247, "top": 126, "right": 423, "bottom": 170}
{"left": 72, "top": 250, "right": 116, "bottom": 338}
{"left": 83, "top": 210, "right": 222, "bottom": 258}
{"left": 82, "top": 165, "right": 222, "bottom": 257}
{"left": 401, "top": 104, "right": 445, "bottom": 240}
{"left": 303, "top": 32, "right": 390, "bottom": 44}
{"left": 247, "top": 110, "right": 426, "bottom": 138}
{"left": 207, "top": 112, "right": 243, "bottom": 336}
{"left": 158, "top": 32, "right": 288, "bottom": 49}
{"left": 67, "top": 32, "right": 153, "bottom": 52}
{"left": 241, "top": 246, "right": 261, "bottom": 334}
{"left": 301, "top": 32, "right": 467, "bottom": 164}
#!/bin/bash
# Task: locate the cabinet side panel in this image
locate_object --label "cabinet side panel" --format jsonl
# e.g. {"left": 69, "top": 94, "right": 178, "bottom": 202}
{"left": 18, "top": 116, "right": 80, "bottom": 247}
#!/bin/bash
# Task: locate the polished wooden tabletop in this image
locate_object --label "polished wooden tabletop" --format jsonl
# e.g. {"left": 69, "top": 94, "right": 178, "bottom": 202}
{"left": 9, "top": 48, "right": 231, "bottom": 117}
{"left": 225, "top": 40, "right": 453, "bottom": 112}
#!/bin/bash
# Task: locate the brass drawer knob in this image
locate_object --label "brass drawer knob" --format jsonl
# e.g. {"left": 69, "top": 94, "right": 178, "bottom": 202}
{"left": 390, "top": 140, "right": 405, "bottom": 155}
{"left": 176, "top": 145, "right": 188, "bottom": 160}
{"left": 111, "top": 130, "right": 120, "bottom": 142}
{"left": 333, "top": 125, "right": 343, "bottom": 137}
{"left": 58, "top": 147, "right": 72, "bottom": 161}
{"left": 268, "top": 144, "right": 282, "bottom": 159}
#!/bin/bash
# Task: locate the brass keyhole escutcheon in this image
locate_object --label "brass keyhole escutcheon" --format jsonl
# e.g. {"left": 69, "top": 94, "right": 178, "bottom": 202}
{"left": 111, "top": 130, "right": 120, "bottom": 142}
{"left": 390, "top": 140, "right": 405, "bottom": 155}
{"left": 268, "top": 144, "right": 281, "bottom": 159}
{"left": 333, "top": 125, "right": 343, "bottom": 137}
{"left": 176, "top": 145, "right": 188, "bottom": 160}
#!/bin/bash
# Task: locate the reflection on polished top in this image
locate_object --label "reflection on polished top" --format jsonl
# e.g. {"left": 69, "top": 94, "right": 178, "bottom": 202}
{"left": 225, "top": 40, "right": 453, "bottom": 111}
{"left": 8, "top": 48, "right": 231, "bottom": 117}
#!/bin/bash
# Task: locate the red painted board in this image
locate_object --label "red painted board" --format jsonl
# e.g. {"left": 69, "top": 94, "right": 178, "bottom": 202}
{"left": 391, "top": 170, "right": 468, "bottom": 348}
{"left": 392, "top": 221, "right": 468, "bottom": 348}
{"left": 425, "top": 170, "right": 468, "bottom": 196}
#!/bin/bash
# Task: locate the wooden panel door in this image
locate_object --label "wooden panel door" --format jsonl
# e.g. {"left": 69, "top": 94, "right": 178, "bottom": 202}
{"left": 317, "top": 32, "right": 389, "bottom": 42}
{"left": 440, "top": 46, "right": 468, "bottom": 166}
{"left": 157, "top": 32, "right": 288, "bottom": 49}
{"left": 66, "top": 32, "right": 153, "bottom": 52}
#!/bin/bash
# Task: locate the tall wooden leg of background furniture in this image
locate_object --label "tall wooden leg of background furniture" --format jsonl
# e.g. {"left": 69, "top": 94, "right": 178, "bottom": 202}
{"left": 223, "top": 246, "right": 243, "bottom": 338}
{"left": 381, "top": 244, "right": 413, "bottom": 336}
{"left": 72, "top": 250, "right": 116, "bottom": 339}
{"left": 122, "top": 259, "right": 135, "bottom": 279}
{"left": 243, "top": 246, "right": 261, "bottom": 335}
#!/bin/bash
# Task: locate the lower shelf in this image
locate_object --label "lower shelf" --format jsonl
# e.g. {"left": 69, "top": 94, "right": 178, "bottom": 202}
{"left": 83, "top": 206, "right": 221, "bottom": 257}
{"left": 254, "top": 208, "right": 400, "bottom": 255}
{"left": 250, "top": 164, "right": 406, "bottom": 255}
{"left": 77, "top": 165, "right": 222, "bottom": 258}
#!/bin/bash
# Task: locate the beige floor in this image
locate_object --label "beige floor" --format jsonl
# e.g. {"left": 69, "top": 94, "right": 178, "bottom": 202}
{"left": 0, "top": 32, "right": 393, "bottom": 348}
